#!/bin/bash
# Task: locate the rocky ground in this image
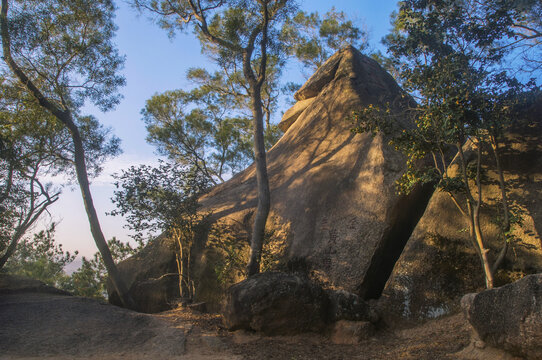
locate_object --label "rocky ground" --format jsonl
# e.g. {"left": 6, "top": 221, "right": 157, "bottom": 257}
{"left": 0, "top": 276, "right": 520, "bottom": 360}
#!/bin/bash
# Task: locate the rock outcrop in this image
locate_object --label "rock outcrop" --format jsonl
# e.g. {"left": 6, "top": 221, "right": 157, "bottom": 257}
{"left": 461, "top": 274, "right": 542, "bottom": 359}
{"left": 108, "top": 235, "right": 180, "bottom": 313}
{"left": 222, "top": 272, "right": 329, "bottom": 334}
{"left": 195, "top": 46, "right": 430, "bottom": 301}
{"left": 0, "top": 273, "right": 71, "bottom": 296}
{"left": 222, "top": 271, "right": 378, "bottom": 335}
{"left": 110, "top": 45, "right": 432, "bottom": 312}
{"left": 382, "top": 97, "right": 542, "bottom": 322}
{"left": 0, "top": 275, "right": 186, "bottom": 358}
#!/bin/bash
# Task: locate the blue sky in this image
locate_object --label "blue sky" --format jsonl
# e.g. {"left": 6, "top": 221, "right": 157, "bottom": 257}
{"left": 48, "top": 0, "right": 401, "bottom": 261}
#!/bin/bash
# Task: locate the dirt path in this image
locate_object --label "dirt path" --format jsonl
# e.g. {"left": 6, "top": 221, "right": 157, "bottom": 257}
{"left": 158, "top": 308, "right": 473, "bottom": 360}
{"left": 0, "top": 279, "right": 517, "bottom": 360}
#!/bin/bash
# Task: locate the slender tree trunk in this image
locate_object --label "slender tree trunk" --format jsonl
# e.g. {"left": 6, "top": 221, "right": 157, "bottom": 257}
{"left": 64, "top": 113, "right": 137, "bottom": 307}
{"left": 246, "top": 85, "right": 271, "bottom": 276}
{"left": 0, "top": 230, "right": 22, "bottom": 269}
{"left": 490, "top": 136, "right": 510, "bottom": 274}
{"left": 175, "top": 231, "right": 184, "bottom": 298}
{"left": 1, "top": 1, "right": 135, "bottom": 308}
{"left": 473, "top": 143, "right": 493, "bottom": 288}
{"left": 457, "top": 142, "right": 494, "bottom": 288}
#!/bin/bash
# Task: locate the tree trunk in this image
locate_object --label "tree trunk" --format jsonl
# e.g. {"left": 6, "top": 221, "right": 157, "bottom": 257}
{"left": 64, "top": 113, "right": 137, "bottom": 307}
{"left": 490, "top": 136, "right": 510, "bottom": 274}
{"left": 246, "top": 86, "right": 271, "bottom": 276}
{"left": 1, "top": 1, "right": 135, "bottom": 308}
{"left": 0, "top": 230, "right": 21, "bottom": 269}
{"left": 175, "top": 233, "right": 184, "bottom": 298}
{"left": 457, "top": 142, "right": 494, "bottom": 288}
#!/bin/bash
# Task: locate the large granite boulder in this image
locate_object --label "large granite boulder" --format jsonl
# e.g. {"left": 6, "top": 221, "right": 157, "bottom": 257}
{"left": 461, "top": 274, "right": 542, "bottom": 359}
{"left": 110, "top": 46, "right": 432, "bottom": 311}
{"left": 381, "top": 97, "right": 542, "bottom": 322}
{"left": 222, "top": 272, "right": 378, "bottom": 335}
{"left": 107, "top": 235, "right": 180, "bottom": 313}
{"left": 195, "top": 45, "right": 429, "bottom": 302}
{"left": 222, "top": 272, "right": 329, "bottom": 334}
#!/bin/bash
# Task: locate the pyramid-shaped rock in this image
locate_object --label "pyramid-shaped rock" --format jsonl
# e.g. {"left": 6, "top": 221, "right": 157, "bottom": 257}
{"left": 198, "top": 45, "right": 430, "bottom": 295}
{"left": 109, "top": 46, "right": 433, "bottom": 311}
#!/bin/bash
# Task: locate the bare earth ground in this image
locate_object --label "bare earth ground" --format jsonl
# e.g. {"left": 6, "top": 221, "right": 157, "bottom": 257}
{"left": 1, "top": 286, "right": 522, "bottom": 360}
{"left": 0, "top": 273, "right": 520, "bottom": 360}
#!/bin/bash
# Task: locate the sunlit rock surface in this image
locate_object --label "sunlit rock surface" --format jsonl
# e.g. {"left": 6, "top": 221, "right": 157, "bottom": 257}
{"left": 111, "top": 46, "right": 432, "bottom": 311}
{"left": 382, "top": 97, "right": 542, "bottom": 322}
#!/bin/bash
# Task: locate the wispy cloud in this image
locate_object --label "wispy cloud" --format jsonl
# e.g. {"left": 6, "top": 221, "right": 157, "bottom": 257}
{"left": 42, "top": 153, "right": 163, "bottom": 188}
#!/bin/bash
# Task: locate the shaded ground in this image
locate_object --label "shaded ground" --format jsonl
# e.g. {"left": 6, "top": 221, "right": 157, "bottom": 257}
{"left": 0, "top": 276, "right": 518, "bottom": 360}
{"left": 159, "top": 309, "right": 473, "bottom": 360}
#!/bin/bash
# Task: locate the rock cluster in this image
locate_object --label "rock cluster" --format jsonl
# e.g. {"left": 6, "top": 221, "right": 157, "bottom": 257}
{"left": 222, "top": 272, "right": 377, "bottom": 336}
{"left": 110, "top": 45, "right": 431, "bottom": 312}
{"left": 382, "top": 99, "right": 542, "bottom": 322}
{"left": 462, "top": 274, "right": 542, "bottom": 359}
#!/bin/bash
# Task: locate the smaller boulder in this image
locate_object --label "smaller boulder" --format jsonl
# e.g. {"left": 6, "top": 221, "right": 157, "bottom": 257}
{"left": 327, "top": 289, "right": 379, "bottom": 323}
{"left": 107, "top": 236, "right": 179, "bottom": 313}
{"left": 461, "top": 274, "right": 542, "bottom": 359}
{"left": 330, "top": 320, "right": 375, "bottom": 345}
{"left": 222, "top": 272, "right": 329, "bottom": 335}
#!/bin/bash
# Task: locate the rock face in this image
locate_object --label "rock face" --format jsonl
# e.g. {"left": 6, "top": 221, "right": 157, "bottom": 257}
{"left": 0, "top": 275, "right": 186, "bottom": 358}
{"left": 382, "top": 98, "right": 542, "bottom": 322}
{"left": 461, "top": 274, "right": 542, "bottom": 359}
{"left": 222, "top": 271, "right": 377, "bottom": 335}
{"left": 222, "top": 272, "right": 329, "bottom": 334}
{"left": 110, "top": 46, "right": 432, "bottom": 312}
{"left": 278, "top": 97, "right": 315, "bottom": 132}
{"left": 0, "top": 273, "right": 71, "bottom": 296}
{"left": 108, "top": 235, "right": 180, "bottom": 313}
{"left": 195, "top": 46, "right": 429, "bottom": 302}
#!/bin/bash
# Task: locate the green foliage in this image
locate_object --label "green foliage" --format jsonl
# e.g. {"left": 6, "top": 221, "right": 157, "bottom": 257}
{"left": 2, "top": 221, "right": 135, "bottom": 301}
{"left": 2, "top": 0, "right": 126, "bottom": 112}
{"left": 283, "top": 7, "right": 368, "bottom": 70}
{"left": 142, "top": 87, "right": 253, "bottom": 184}
{"left": 353, "top": 0, "right": 540, "bottom": 287}
{"left": 2, "top": 225, "right": 76, "bottom": 288}
{"left": 110, "top": 160, "right": 209, "bottom": 245}
{"left": 110, "top": 160, "right": 210, "bottom": 299}
{"left": 64, "top": 238, "right": 136, "bottom": 300}
{"left": 207, "top": 223, "right": 287, "bottom": 287}
{"left": 0, "top": 0, "right": 123, "bottom": 269}
{"left": 207, "top": 222, "right": 248, "bottom": 287}
{"left": 353, "top": 0, "right": 540, "bottom": 198}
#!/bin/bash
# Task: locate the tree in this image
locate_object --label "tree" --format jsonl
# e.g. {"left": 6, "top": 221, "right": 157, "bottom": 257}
{"left": 497, "top": 0, "right": 541, "bottom": 74}
{"left": 353, "top": 0, "right": 540, "bottom": 289}
{"left": 110, "top": 161, "right": 209, "bottom": 299}
{"left": 65, "top": 237, "right": 136, "bottom": 300}
{"left": 0, "top": 151, "right": 60, "bottom": 269}
{"left": 142, "top": 86, "right": 253, "bottom": 185}
{"left": 0, "top": 77, "right": 121, "bottom": 269}
{"left": 2, "top": 224, "right": 76, "bottom": 287}
{"left": 133, "top": 0, "right": 294, "bottom": 276}
{"left": 0, "top": 0, "right": 135, "bottom": 307}
{"left": 282, "top": 7, "right": 368, "bottom": 71}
